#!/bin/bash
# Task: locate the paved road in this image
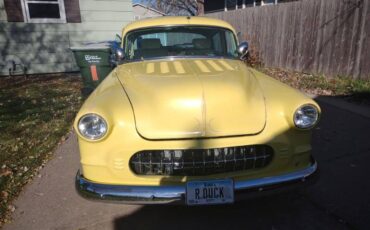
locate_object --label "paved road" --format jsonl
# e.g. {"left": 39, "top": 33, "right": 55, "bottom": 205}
{"left": 4, "top": 100, "right": 370, "bottom": 230}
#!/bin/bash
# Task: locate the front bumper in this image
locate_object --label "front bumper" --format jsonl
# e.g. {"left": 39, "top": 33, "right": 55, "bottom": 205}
{"left": 75, "top": 158, "right": 318, "bottom": 204}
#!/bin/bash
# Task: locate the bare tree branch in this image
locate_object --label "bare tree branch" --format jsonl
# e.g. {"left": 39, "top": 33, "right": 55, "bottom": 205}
{"left": 143, "top": 0, "right": 203, "bottom": 16}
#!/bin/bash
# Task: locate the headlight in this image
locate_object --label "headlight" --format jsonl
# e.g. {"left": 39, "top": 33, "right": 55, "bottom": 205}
{"left": 78, "top": 114, "right": 107, "bottom": 140}
{"left": 294, "top": 104, "right": 319, "bottom": 129}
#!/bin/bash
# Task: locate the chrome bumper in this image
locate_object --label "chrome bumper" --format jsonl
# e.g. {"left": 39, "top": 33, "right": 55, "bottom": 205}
{"left": 75, "top": 159, "right": 318, "bottom": 204}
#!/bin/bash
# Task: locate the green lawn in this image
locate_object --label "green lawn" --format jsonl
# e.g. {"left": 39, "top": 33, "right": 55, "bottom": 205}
{"left": 0, "top": 74, "right": 82, "bottom": 225}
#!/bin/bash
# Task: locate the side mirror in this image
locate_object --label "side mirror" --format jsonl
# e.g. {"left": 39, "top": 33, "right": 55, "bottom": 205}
{"left": 115, "top": 48, "right": 125, "bottom": 62}
{"left": 115, "top": 34, "right": 122, "bottom": 43}
{"left": 237, "top": 41, "right": 249, "bottom": 60}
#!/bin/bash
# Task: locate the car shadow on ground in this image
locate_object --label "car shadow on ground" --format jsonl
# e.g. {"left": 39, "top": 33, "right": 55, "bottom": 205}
{"left": 113, "top": 192, "right": 335, "bottom": 230}
{"left": 113, "top": 97, "right": 370, "bottom": 230}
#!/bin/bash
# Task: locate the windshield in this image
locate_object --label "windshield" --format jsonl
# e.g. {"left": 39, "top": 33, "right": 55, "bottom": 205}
{"left": 124, "top": 26, "right": 238, "bottom": 61}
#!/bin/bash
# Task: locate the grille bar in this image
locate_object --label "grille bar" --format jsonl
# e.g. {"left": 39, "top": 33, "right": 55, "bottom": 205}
{"left": 130, "top": 145, "right": 273, "bottom": 176}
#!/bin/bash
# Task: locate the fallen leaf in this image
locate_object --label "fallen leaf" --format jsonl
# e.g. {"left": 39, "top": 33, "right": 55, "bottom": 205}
{"left": 1, "top": 191, "right": 8, "bottom": 199}
{"left": 8, "top": 205, "right": 15, "bottom": 212}
{"left": 0, "top": 169, "right": 12, "bottom": 177}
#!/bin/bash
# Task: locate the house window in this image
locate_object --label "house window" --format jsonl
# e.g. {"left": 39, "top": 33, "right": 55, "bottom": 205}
{"left": 263, "top": 0, "right": 277, "bottom": 5}
{"left": 22, "top": 0, "right": 66, "bottom": 23}
{"left": 241, "top": 0, "right": 255, "bottom": 8}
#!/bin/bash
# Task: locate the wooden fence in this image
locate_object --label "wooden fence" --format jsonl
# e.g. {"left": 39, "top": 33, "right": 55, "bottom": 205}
{"left": 207, "top": 0, "right": 370, "bottom": 79}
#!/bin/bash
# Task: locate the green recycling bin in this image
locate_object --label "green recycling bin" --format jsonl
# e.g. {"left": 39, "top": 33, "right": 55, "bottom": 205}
{"left": 71, "top": 45, "right": 113, "bottom": 94}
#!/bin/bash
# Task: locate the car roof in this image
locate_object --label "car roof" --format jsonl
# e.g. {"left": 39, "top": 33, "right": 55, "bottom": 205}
{"left": 121, "top": 16, "right": 236, "bottom": 37}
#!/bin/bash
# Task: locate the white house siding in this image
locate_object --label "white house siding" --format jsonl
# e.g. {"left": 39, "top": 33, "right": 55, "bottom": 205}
{"left": 0, "top": 0, "right": 133, "bottom": 75}
{"left": 0, "top": 0, "right": 7, "bottom": 22}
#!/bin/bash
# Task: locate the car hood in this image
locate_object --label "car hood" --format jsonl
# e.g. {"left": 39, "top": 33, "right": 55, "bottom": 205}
{"left": 116, "top": 58, "right": 266, "bottom": 140}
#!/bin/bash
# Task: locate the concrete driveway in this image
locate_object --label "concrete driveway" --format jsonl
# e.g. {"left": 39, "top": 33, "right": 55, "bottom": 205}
{"left": 4, "top": 99, "right": 370, "bottom": 230}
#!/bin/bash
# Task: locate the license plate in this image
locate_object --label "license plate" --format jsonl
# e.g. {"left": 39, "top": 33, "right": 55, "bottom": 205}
{"left": 186, "top": 179, "right": 234, "bottom": 205}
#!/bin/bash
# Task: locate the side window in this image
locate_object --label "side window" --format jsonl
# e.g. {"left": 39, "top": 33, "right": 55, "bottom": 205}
{"left": 22, "top": 0, "right": 66, "bottom": 23}
{"left": 211, "top": 32, "right": 222, "bottom": 55}
{"left": 225, "top": 31, "right": 237, "bottom": 57}
{"left": 125, "top": 35, "right": 136, "bottom": 59}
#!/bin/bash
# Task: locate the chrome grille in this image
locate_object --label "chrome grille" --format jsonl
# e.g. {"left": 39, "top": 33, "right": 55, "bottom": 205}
{"left": 129, "top": 145, "right": 273, "bottom": 176}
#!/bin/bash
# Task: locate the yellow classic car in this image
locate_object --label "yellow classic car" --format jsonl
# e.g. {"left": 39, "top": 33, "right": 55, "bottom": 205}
{"left": 75, "top": 16, "right": 320, "bottom": 205}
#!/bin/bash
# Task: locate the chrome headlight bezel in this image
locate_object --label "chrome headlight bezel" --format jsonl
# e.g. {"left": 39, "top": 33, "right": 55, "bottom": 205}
{"left": 293, "top": 104, "right": 319, "bottom": 129}
{"left": 78, "top": 114, "right": 108, "bottom": 140}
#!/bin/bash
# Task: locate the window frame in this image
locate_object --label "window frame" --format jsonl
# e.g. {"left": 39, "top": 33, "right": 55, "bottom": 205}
{"left": 21, "top": 0, "right": 67, "bottom": 23}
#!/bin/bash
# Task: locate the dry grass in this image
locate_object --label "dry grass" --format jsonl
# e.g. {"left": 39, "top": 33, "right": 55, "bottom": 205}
{"left": 0, "top": 74, "right": 82, "bottom": 225}
{"left": 258, "top": 67, "right": 370, "bottom": 106}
